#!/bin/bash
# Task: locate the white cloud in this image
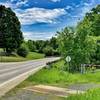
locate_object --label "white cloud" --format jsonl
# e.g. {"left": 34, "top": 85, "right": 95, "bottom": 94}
{"left": 24, "top": 31, "right": 55, "bottom": 40}
{"left": 16, "top": 0, "right": 28, "bottom": 7}
{"left": 50, "top": 0, "right": 61, "bottom": 2}
{"left": 15, "top": 7, "right": 67, "bottom": 25}
{"left": 0, "top": 2, "right": 13, "bottom": 8}
{"left": 0, "top": 0, "right": 28, "bottom": 8}
{"left": 72, "top": 0, "right": 97, "bottom": 19}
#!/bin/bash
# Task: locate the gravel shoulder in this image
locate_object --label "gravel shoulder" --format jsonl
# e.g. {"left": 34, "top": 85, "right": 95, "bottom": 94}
{"left": 0, "top": 83, "right": 100, "bottom": 100}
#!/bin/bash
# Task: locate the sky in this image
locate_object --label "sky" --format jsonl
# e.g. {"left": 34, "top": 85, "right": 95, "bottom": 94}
{"left": 0, "top": 0, "right": 100, "bottom": 40}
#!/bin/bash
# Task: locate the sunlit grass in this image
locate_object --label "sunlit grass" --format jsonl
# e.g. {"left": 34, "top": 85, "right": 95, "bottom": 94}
{"left": 0, "top": 52, "right": 45, "bottom": 62}
{"left": 26, "top": 52, "right": 45, "bottom": 60}
{"left": 67, "top": 88, "right": 100, "bottom": 100}
{"left": 23, "top": 60, "right": 100, "bottom": 87}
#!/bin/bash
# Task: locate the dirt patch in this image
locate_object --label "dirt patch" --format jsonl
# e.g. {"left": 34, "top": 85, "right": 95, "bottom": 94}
{"left": 24, "top": 85, "right": 84, "bottom": 97}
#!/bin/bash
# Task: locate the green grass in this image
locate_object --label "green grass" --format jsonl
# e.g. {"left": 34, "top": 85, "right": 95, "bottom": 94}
{"left": 0, "top": 56, "right": 27, "bottom": 62}
{"left": 67, "top": 88, "right": 100, "bottom": 100}
{"left": 25, "top": 68, "right": 100, "bottom": 87}
{"left": 0, "top": 52, "right": 45, "bottom": 62}
{"left": 26, "top": 52, "right": 45, "bottom": 60}
{"left": 19, "top": 60, "right": 100, "bottom": 87}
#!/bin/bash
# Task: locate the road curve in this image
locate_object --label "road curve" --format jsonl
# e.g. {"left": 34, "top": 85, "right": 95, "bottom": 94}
{"left": 0, "top": 57, "right": 60, "bottom": 96}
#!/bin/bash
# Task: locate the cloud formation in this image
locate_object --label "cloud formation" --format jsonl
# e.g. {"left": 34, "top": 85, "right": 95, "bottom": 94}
{"left": 24, "top": 31, "right": 55, "bottom": 40}
{"left": 15, "top": 7, "right": 67, "bottom": 25}
{"left": 0, "top": 0, "right": 99, "bottom": 40}
{"left": 0, "top": 0, "right": 28, "bottom": 9}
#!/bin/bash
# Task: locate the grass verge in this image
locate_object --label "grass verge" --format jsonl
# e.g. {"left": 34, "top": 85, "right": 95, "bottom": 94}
{"left": 67, "top": 88, "right": 100, "bottom": 100}
{"left": 0, "top": 60, "right": 100, "bottom": 100}
{"left": 0, "top": 52, "right": 45, "bottom": 62}
{"left": 16, "top": 60, "right": 100, "bottom": 88}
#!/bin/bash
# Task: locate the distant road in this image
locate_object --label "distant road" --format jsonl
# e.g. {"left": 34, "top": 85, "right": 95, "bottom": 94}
{"left": 0, "top": 57, "right": 60, "bottom": 96}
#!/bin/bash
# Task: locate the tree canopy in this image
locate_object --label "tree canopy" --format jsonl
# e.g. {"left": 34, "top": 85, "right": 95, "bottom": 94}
{"left": 0, "top": 5, "right": 23, "bottom": 54}
{"left": 57, "top": 5, "right": 100, "bottom": 72}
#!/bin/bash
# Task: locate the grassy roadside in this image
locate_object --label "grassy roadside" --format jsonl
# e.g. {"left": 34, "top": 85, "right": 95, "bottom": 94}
{"left": 0, "top": 52, "right": 45, "bottom": 62}
{"left": 1, "top": 60, "right": 100, "bottom": 100}
{"left": 8, "top": 60, "right": 100, "bottom": 93}
{"left": 67, "top": 88, "right": 100, "bottom": 100}
{"left": 20, "top": 60, "right": 100, "bottom": 87}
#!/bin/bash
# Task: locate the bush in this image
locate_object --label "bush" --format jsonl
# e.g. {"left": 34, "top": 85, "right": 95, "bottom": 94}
{"left": 53, "top": 50, "right": 60, "bottom": 56}
{"left": 43, "top": 46, "right": 54, "bottom": 56}
{"left": 17, "top": 46, "right": 29, "bottom": 57}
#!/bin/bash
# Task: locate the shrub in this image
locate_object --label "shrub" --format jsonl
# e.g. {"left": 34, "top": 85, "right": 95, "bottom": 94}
{"left": 43, "top": 46, "right": 54, "bottom": 56}
{"left": 17, "top": 46, "right": 29, "bottom": 57}
{"left": 53, "top": 50, "right": 60, "bottom": 56}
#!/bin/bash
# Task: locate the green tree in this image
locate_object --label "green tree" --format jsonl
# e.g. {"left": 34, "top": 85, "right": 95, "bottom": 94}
{"left": 0, "top": 5, "right": 23, "bottom": 55}
{"left": 49, "top": 37, "right": 58, "bottom": 50}
{"left": 17, "top": 46, "right": 29, "bottom": 57}
{"left": 57, "top": 27, "right": 74, "bottom": 58}
{"left": 85, "top": 5, "right": 100, "bottom": 36}
{"left": 43, "top": 46, "right": 54, "bottom": 56}
{"left": 27, "top": 40, "right": 36, "bottom": 52}
{"left": 77, "top": 5, "right": 100, "bottom": 64}
{"left": 57, "top": 26, "right": 96, "bottom": 72}
{"left": 35, "top": 40, "right": 46, "bottom": 53}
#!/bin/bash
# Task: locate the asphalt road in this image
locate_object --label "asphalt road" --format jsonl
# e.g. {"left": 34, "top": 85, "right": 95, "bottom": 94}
{"left": 0, "top": 57, "right": 59, "bottom": 85}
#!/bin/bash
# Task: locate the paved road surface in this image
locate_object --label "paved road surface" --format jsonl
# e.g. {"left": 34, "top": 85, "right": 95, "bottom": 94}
{"left": 0, "top": 57, "right": 59, "bottom": 96}
{"left": 0, "top": 57, "right": 59, "bottom": 84}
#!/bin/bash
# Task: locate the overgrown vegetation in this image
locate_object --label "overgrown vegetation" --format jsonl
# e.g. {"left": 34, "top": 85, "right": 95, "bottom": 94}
{"left": 57, "top": 5, "right": 100, "bottom": 72}
{"left": 18, "top": 60, "right": 100, "bottom": 87}
{"left": 25, "top": 37, "right": 59, "bottom": 57}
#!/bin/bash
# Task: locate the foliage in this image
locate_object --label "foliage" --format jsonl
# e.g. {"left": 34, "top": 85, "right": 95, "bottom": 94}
{"left": 26, "top": 37, "right": 59, "bottom": 56}
{"left": 57, "top": 27, "right": 96, "bottom": 72}
{"left": 49, "top": 37, "right": 58, "bottom": 50}
{"left": 43, "top": 46, "right": 54, "bottom": 56}
{"left": 57, "top": 5, "right": 100, "bottom": 72}
{"left": 76, "top": 5, "right": 100, "bottom": 64}
{"left": 17, "top": 46, "right": 29, "bottom": 57}
{"left": 0, "top": 5, "right": 23, "bottom": 54}
{"left": 27, "top": 40, "right": 36, "bottom": 52}
{"left": 35, "top": 40, "right": 46, "bottom": 53}
{"left": 57, "top": 27, "right": 74, "bottom": 58}
{"left": 84, "top": 5, "right": 100, "bottom": 36}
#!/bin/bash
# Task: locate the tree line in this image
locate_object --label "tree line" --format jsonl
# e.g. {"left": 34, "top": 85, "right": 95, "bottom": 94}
{"left": 22, "top": 37, "right": 59, "bottom": 56}
{"left": 0, "top": 5, "right": 99, "bottom": 72}
{"left": 0, "top": 5, "right": 59, "bottom": 57}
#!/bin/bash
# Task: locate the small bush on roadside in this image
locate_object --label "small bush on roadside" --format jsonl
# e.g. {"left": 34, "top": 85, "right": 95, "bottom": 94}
{"left": 17, "top": 46, "right": 29, "bottom": 57}
{"left": 43, "top": 46, "right": 54, "bottom": 56}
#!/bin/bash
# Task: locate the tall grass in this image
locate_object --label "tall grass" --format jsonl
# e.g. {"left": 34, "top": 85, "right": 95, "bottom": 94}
{"left": 26, "top": 68, "right": 100, "bottom": 86}
{"left": 67, "top": 88, "right": 100, "bottom": 100}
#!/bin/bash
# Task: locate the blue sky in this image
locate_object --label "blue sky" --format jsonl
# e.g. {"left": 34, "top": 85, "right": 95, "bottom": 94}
{"left": 0, "top": 0, "right": 100, "bottom": 40}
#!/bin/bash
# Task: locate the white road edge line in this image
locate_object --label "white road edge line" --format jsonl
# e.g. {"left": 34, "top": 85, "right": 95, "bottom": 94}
{"left": 0, "top": 64, "right": 46, "bottom": 97}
